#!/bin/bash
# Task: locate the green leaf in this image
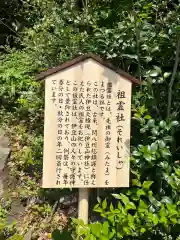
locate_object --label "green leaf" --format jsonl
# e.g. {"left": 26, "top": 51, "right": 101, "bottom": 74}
{"left": 175, "top": 168, "right": 180, "bottom": 177}
{"left": 93, "top": 204, "right": 100, "bottom": 210}
{"left": 140, "top": 228, "right": 146, "bottom": 233}
{"left": 113, "top": 209, "right": 120, "bottom": 213}
{"left": 137, "top": 189, "right": 146, "bottom": 197}
{"left": 90, "top": 223, "right": 102, "bottom": 237}
{"left": 159, "top": 120, "right": 166, "bottom": 128}
{"left": 143, "top": 181, "right": 153, "bottom": 190}
{"left": 164, "top": 72, "right": 171, "bottom": 78}
{"left": 102, "top": 199, "right": 107, "bottom": 210}
{"left": 154, "top": 66, "right": 162, "bottom": 74}
{"left": 150, "top": 70, "right": 159, "bottom": 77}
{"left": 112, "top": 194, "right": 121, "bottom": 200}
{"left": 160, "top": 216, "right": 168, "bottom": 225}
{"left": 159, "top": 204, "right": 166, "bottom": 217}
{"left": 147, "top": 119, "right": 155, "bottom": 127}
{"left": 149, "top": 196, "right": 161, "bottom": 207}
{"left": 71, "top": 218, "right": 84, "bottom": 225}
{"left": 140, "top": 127, "right": 148, "bottom": 133}
{"left": 144, "top": 153, "right": 152, "bottom": 161}
{"left": 163, "top": 135, "right": 173, "bottom": 142}
{"left": 132, "top": 150, "right": 141, "bottom": 157}
{"left": 132, "top": 179, "right": 141, "bottom": 187}
{"left": 121, "top": 54, "right": 138, "bottom": 60}
{"left": 97, "top": 197, "right": 101, "bottom": 203}
{"left": 108, "top": 214, "right": 115, "bottom": 223}
{"left": 171, "top": 121, "right": 179, "bottom": 127}
{"left": 145, "top": 56, "right": 152, "bottom": 62}
{"left": 119, "top": 194, "right": 130, "bottom": 205}
{"left": 77, "top": 226, "right": 90, "bottom": 236}
{"left": 118, "top": 202, "right": 122, "bottom": 210}
{"left": 166, "top": 203, "right": 177, "bottom": 213}
{"left": 117, "top": 232, "right": 123, "bottom": 238}
{"left": 102, "top": 221, "right": 109, "bottom": 236}
{"left": 151, "top": 142, "right": 158, "bottom": 152}
{"left": 161, "top": 197, "right": 173, "bottom": 204}
{"left": 138, "top": 200, "right": 148, "bottom": 211}
{"left": 89, "top": 234, "right": 96, "bottom": 240}
{"left": 165, "top": 175, "right": 177, "bottom": 189}
{"left": 109, "top": 228, "right": 116, "bottom": 239}
{"left": 110, "top": 203, "right": 114, "bottom": 212}
{"left": 123, "top": 226, "right": 131, "bottom": 234}
{"left": 170, "top": 217, "right": 177, "bottom": 224}
{"left": 158, "top": 140, "right": 166, "bottom": 148}
{"left": 148, "top": 191, "right": 153, "bottom": 197}
{"left": 93, "top": 207, "right": 103, "bottom": 213}
{"left": 151, "top": 128, "right": 158, "bottom": 136}
{"left": 139, "top": 105, "right": 147, "bottom": 115}
{"left": 148, "top": 213, "right": 159, "bottom": 225}
{"left": 101, "top": 236, "right": 109, "bottom": 240}
{"left": 126, "top": 202, "right": 136, "bottom": 210}
{"left": 144, "top": 115, "right": 151, "bottom": 120}
{"left": 127, "top": 214, "right": 135, "bottom": 228}
{"left": 161, "top": 148, "right": 171, "bottom": 158}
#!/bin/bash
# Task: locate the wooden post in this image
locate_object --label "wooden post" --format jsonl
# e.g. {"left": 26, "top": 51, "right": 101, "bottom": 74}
{"left": 78, "top": 188, "right": 89, "bottom": 224}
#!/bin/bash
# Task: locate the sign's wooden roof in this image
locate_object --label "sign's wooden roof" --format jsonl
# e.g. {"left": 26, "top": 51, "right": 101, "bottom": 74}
{"left": 36, "top": 53, "right": 140, "bottom": 84}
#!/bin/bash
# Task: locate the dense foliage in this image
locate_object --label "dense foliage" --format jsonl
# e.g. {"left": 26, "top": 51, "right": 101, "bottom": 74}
{"left": 0, "top": 0, "right": 180, "bottom": 239}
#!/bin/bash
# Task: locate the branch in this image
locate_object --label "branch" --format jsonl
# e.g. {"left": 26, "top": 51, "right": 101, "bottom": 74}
{"left": 151, "top": 85, "right": 161, "bottom": 118}
{"left": 132, "top": 9, "right": 142, "bottom": 90}
{"left": 167, "top": 37, "right": 180, "bottom": 118}
{"left": 136, "top": 24, "right": 141, "bottom": 83}
{"left": 0, "top": 18, "right": 21, "bottom": 38}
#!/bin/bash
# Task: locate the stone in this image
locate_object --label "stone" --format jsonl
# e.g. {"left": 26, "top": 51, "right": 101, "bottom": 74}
{"left": 0, "top": 129, "right": 10, "bottom": 171}
{"left": 0, "top": 131, "right": 11, "bottom": 197}
{"left": 24, "top": 229, "right": 32, "bottom": 240}
{"left": 7, "top": 198, "right": 25, "bottom": 224}
{"left": 60, "top": 193, "right": 77, "bottom": 206}
{"left": 0, "top": 131, "right": 26, "bottom": 228}
{"left": 0, "top": 146, "right": 10, "bottom": 171}
{"left": 0, "top": 131, "right": 10, "bottom": 148}
{"left": 0, "top": 180, "right": 4, "bottom": 197}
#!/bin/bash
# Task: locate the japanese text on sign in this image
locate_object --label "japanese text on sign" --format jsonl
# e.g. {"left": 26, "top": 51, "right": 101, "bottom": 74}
{"left": 43, "top": 59, "right": 131, "bottom": 188}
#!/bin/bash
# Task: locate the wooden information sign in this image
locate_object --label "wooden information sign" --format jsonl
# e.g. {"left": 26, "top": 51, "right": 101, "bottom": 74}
{"left": 38, "top": 53, "right": 139, "bottom": 189}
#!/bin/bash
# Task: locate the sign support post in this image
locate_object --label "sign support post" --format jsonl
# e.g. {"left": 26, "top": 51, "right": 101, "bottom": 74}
{"left": 78, "top": 188, "right": 89, "bottom": 224}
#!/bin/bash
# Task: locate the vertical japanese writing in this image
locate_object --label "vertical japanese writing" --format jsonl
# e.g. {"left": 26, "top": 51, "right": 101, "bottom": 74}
{"left": 56, "top": 79, "right": 64, "bottom": 185}
{"left": 84, "top": 80, "right": 91, "bottom": 186}
{"left": 70, "top": 80, "right": 78, "bottom": 186}
{"left": 90, "top": 80, "right": 99, "bottom": 186}
{"left": 78, "top": 81, "right": 85, "bottom": 185}
{"left": 116, "top": 90, "right": 126, "bottom": 170}
{"left": 63, "top": 80, "right": 72, "bottom": 186}
{"left": 104, "top": 81, "right": 112, "bottom": 186}
{"left": 51, "top": 80, "right": 57, "bottom": 104}
{"left": 49, "top": 75, "right": 128, "bottom": 188}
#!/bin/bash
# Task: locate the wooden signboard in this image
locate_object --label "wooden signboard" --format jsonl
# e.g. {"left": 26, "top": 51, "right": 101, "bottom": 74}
{"left": 37, "top": 53, "right": 139, "bottom": 189}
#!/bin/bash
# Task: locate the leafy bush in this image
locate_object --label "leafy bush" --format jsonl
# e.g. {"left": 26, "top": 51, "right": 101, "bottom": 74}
{"left": 71, "top": 114, "right": 180, "bottom": 239}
